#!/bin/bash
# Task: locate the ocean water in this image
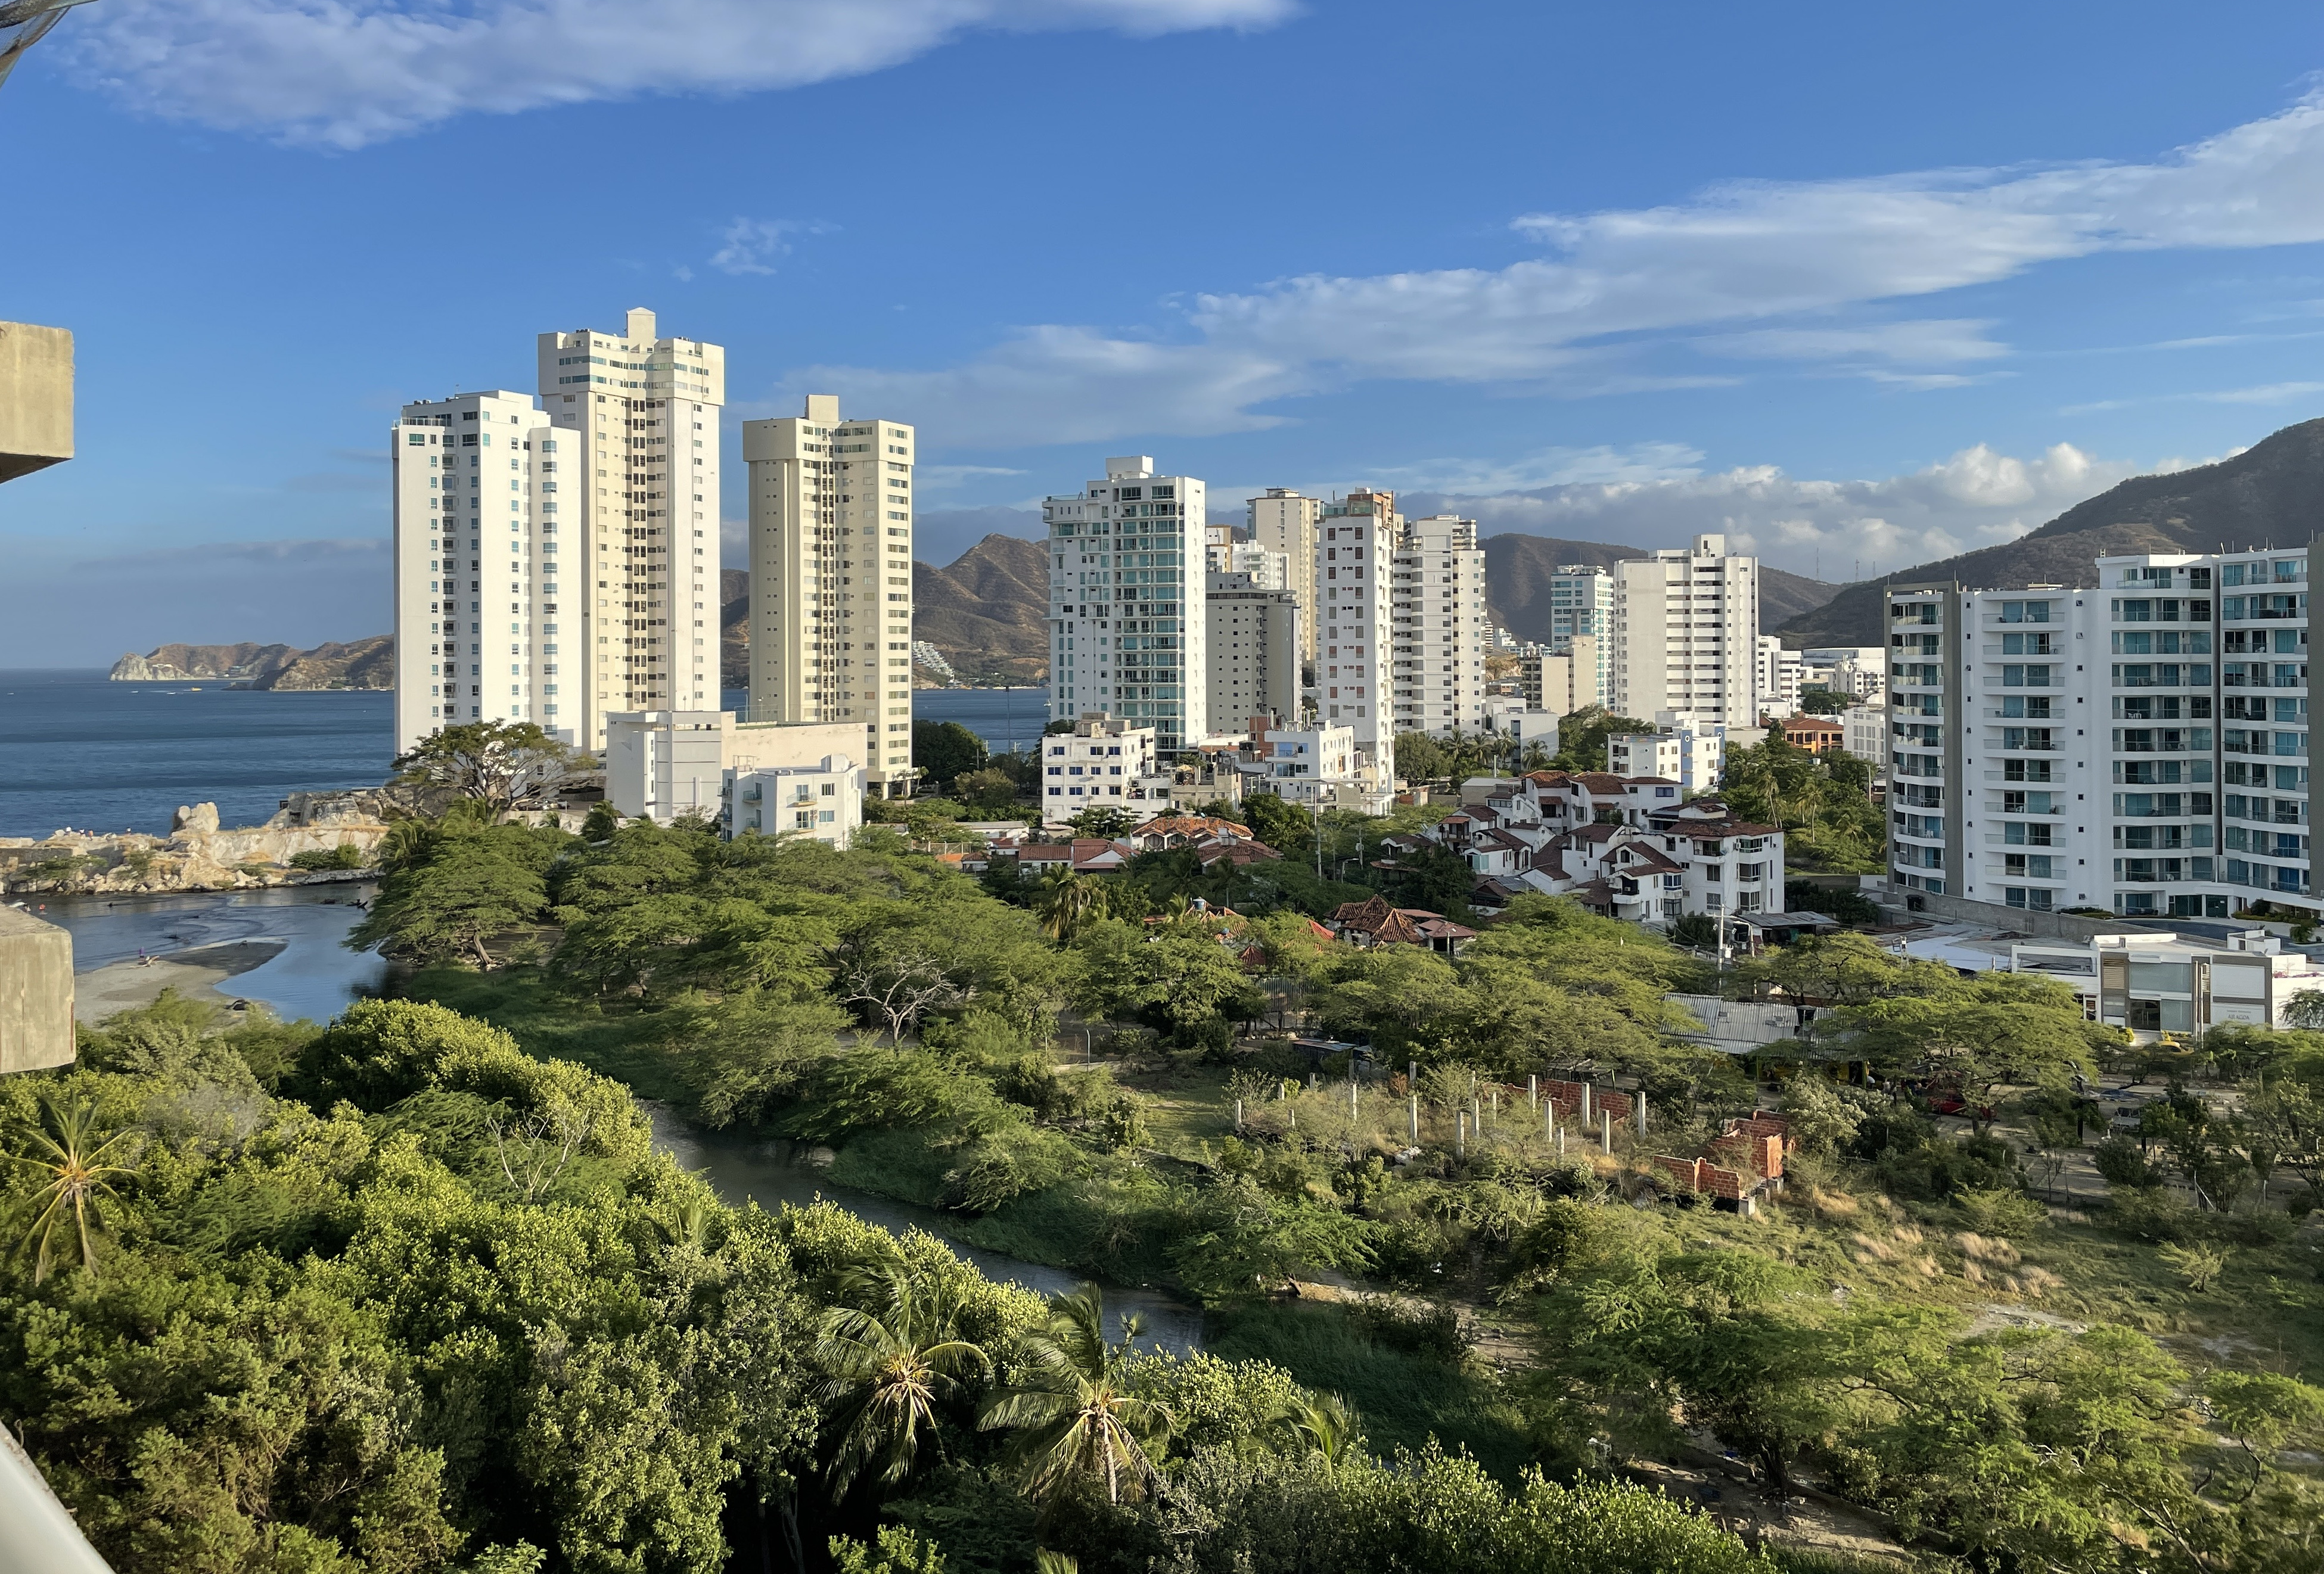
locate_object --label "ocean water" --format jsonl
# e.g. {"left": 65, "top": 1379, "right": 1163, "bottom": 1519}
{"left": 0, "top": 671, "right": 1040, "bottom": 842}
{"left": 0, "top": 670, "right": 394, "bottom": 840}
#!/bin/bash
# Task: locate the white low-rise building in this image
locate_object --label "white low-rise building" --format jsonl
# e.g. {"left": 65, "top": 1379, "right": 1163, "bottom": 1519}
{"left": 1607, "top": 711, "right": 1726, "bottom": 794}
{"left": 607, "top": 711, "right": 866, "bottom": 826}
{"left": 726, "top": 753, "right": 863, "bottom": 849}
{"left": 605, "top": 709, "right": 728, "bottom": 824}
{"left": 1042, "top": 714, "right": 1157, "bottom": 814}
{"left": 1900, "top": 927, "right": 2324, "bottom": 1038}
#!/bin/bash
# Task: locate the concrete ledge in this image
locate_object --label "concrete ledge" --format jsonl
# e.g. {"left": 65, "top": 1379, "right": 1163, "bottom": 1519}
{"left": 1880, "top": 882, "right": 2176, "bottom": 941}
{"left": 0, "top": 907, "right": 74, "bottom": 1074}
{"left": 0, "top": 321, "right": 72, "bottom": 484}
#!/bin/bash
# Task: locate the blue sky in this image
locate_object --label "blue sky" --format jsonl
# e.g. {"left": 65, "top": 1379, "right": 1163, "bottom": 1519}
{"left": 8, "top": 0, "right": 2324, "bottom": 662}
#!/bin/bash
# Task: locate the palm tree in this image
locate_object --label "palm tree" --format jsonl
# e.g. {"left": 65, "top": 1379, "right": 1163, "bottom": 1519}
{"left": 980, "top": 1283, "right": 1172, "bottom": 1505}
{"left": 4, "top": 1093, "right": 139, "bottom": 1282}
{"left": 1034, "top": 867, "right": 1107, "bottom": 943}
{"left": 812, "top": 1255, "right": 992, "bottom": 1501}
{"left": 1260, "top": 1391, "right": 1364, "bottom": 1469}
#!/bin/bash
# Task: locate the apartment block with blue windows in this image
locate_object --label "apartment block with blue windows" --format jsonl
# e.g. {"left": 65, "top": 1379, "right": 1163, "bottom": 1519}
{"left": 1886, "top": 547, "right": 2310, "bottom": 925}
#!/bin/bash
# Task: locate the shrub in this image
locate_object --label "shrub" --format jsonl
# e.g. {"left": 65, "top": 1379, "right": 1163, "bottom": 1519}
{"left": 290, "top": 843, "right": 367, "bottom": 872}
{"left": 1955, "top": 1187, "right": 2048, "bottom": 1237}
{"left": 2093, "top": 1134, "right": 2165, "bottom": 1190}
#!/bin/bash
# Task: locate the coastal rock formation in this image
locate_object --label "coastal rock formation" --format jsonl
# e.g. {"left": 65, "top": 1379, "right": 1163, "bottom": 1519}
{"left": 172, "top": 802, "right": 220, "bottom": 833}
{"left": 0, "top": 785, "right": 450, "bottom": 896}
{"left": 108, "top": 636, "right": 394, "bottom": 689}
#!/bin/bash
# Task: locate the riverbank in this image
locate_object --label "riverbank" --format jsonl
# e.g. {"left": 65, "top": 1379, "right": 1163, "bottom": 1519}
{"left": 56, "top": 885, "right": 386, "bottom": 1024}
{"left": 73, "top": 938, "right": 287, "bottom": 1022}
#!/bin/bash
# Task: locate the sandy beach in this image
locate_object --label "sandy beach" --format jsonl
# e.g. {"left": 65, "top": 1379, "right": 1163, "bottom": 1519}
{"left": 73, "top": 938, "right": 289, "bottom": 1022}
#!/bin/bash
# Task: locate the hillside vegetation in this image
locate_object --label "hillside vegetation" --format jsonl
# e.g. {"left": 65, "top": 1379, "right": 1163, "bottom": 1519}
{"left": 15, "top": 797, "right": 2308, "bottom": 1569}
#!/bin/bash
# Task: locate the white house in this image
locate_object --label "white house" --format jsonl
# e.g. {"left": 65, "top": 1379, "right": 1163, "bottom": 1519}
{"left": 1042, "top": 715, "right": 1157, "bottom": 816}
{"left": 726, "top": 752, "right": 864, "bottom": 850}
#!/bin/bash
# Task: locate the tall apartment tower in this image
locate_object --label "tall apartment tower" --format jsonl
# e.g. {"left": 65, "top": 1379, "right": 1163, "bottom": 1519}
{"left": 391, "top": 392, "right": 566, "bottom": 754}
{"left": 1548, "top": 565, "right": 1615, "bottom": 708}
{"left": 1206, "top": 569, "right": 1301, "bottom": 727}
{"left": 1888, "top": 548, "right": 2311, "bottom": 926}
{"left": 1317, "top": 489, "right": 1397, "bottom": 779}
{"left": 1391, "top": 513, "right": 1489, "bottom": 738}
{"left": 529, "top": 309, "right": 725, "bottom": 751}
{"left": 1250, "top": 487, "right": 1323, "bottom": 662}
{"left": 1612, "top": 534, "right": 1758, "bottom": 730}
{"left": 743, "top": 396, "right": 918, "bottom": 796}
{"left": 1044, "top": 457, "right": 1207, "bottom": 754}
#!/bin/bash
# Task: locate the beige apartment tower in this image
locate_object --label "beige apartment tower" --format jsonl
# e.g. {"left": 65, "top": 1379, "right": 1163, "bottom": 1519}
{"left": 1611, "top": 533, "right": 1759, "bottom": 730}
{"left": 745, "top": 396, "right": 917, "bottom": 795}
{"left": 535, "top": 307, "right": 726, "bottom": 751}
{"left": 1250, "top": 487, "right": 1322, "bottom": 662}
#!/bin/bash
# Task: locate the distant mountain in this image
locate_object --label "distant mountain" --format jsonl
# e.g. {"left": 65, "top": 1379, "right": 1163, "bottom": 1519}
{"left": 914, "top": 534, "right": 1051, "bottom": 683}
{"left": 704, "top": 528, "right": 1840, "bottom": 692}
{"left": 1777, "top": 416, "right": 2324, "bottom": 648}
{"left": 108, "top": 637, "right": 393, "bottom": 689}
{"left": 1479, "top": 533, "right": 1839, "bottom": 647}
{"left": 715, "top": 535, "right": 1052, "bottom": 689}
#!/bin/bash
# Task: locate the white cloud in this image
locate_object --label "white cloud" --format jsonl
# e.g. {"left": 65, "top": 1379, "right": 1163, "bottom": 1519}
{"left": 67, "top": 0, "right": 1295, "bottom": 148}
{"left": 2198, "top": 380, "right": 2324, "bottom": 403}
{"left": 779, "top": 91, "right": 2324, "bottom": 446}
{"left": 1390, "top": 442, "right": 2173, "bottom": 582}
{"left": 711, "top": 217, "right": 833, "bottom": 276}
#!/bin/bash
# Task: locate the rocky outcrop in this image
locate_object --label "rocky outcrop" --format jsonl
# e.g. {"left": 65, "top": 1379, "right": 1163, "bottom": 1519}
{"left": 109, "top": 636, "right": 394, "bottom": 689}
{"left": 0, "top": 786, "right": 444, "bottom": 895}
{"left": 172, "top": 802, "right": 220, "bottom": 833}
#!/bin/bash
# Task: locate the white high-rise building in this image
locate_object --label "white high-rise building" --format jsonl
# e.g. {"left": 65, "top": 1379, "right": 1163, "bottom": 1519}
{"left": 1250, "top": 488, "right": 1322, "bottom": 662}
{"left": 1391, "top": 513, "right": 1489, "bottom": 738}
{"left": 1755, "top": 635, "right": 1805, "bottom": 719}
{"left": 535, "top": 307, "right": 725, "bottom": 750}
{"left": 1612, "top": 534, "right": 1758, "bottom": 730}
{"left": 1044, "top": 457, "right": 1207, "bottom": 755}
{"left": 1317, "top": 489, "right": 1397, "bottom": 779}
{"left": 1549, "top": 565, "right": 1615, "bottom": 708}
{"left": 742, "top": 396, "right": 917, "bottom": 796}
{"left": 392, "top": 391, "right": 566, "bottom": 752}
{"left": 1226, "top": 541, "right": 1289, "bottom": 589}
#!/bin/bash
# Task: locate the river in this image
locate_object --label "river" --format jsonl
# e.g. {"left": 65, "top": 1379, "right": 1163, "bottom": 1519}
{"left": 58, "top": 885, "right": 1202, "bottom": 1349}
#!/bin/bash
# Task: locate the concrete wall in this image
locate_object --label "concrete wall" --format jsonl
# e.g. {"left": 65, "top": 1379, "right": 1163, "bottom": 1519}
{"left": 0, "top": 322, "right": 72, "bottom": 484}
{"left": 0, "top": 907, "right": 74, "bottom": 1074}
{"left": 1878, "top": 882, "right": 2176, "bottom": 941}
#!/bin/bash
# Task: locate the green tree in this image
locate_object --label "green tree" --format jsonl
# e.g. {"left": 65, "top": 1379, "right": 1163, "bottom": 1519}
{"left": 392, "top": 718, "right": 582, "bottom": 811}
{"left": 1828, "top": 973, "right": 2113, "bottom": 1125}
{"left": 2, "top": 1092, "right": 139, "bottom": 1281}
{"left": 914, "top": 721, "right": 990, "bottom": 788}
{"left": 815, "top": 1253, "right": 994, "bottom": 1501}
{"left": 349, "top": 840, "right": 548, "bottom": 967}
{"left": 980, "top": 1283, "right": 1173, "bottom": 1505}
{"left": 1381, "top": 841, "right": 1472, "bottom": 914}
{"left": 953, "top": 767, "right": 1022, "bottom": 814}
{"left": 1240, "top": 792, "right": 1314, "bottom": 856}
{"left": 1550, "top": 707, "right": 1655, "bottom": 774}
{"left": 1033, "top": 867, "right": 1110, "bottom": 943}
{"left": 1068, "top": 805, "right": 1139, "bottom": 838}
{"left": 1071, "top": 921, "right": 1261, "bottom": 1042}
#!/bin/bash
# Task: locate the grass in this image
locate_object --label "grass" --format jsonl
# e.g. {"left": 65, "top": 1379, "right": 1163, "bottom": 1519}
{"left": 1204, "top": 1299, "right": 1534, "bottom": 1480}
